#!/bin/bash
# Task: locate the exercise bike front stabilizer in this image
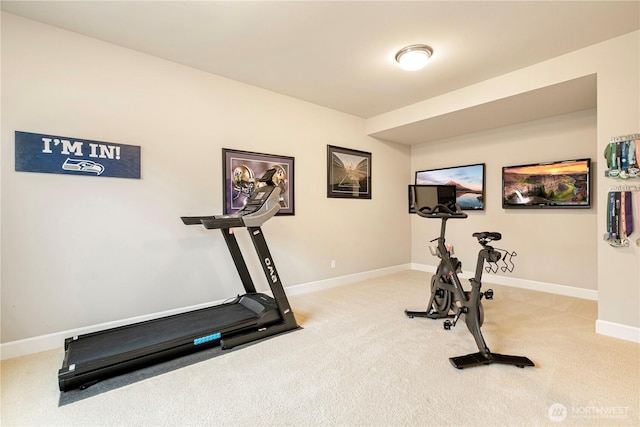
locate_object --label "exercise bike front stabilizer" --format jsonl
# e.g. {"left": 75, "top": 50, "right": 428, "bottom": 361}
{"left": 406, "top": 201, "right": 534, "bottom": 370}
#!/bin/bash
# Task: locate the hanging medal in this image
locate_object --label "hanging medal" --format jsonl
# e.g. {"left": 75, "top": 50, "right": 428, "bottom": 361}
{"left": 637, "top": 191, "right": 640, "bottom": 247}
{"left": 605, "top": 191, "right": 629, "bottom": 247}
{"left": 620, "top": 141, "right": 629, "bottom": 178}
{"left": 620, "top": 192, "right": 630, "bottom": 246}
{"left": 628, "top": 139, "right": 638, "bottom": 178}
{"left": 605, "top": 191, "right": 617, "bottom": 246}
{"left": 605, "top": 142, "right": 618, "bottom": 177}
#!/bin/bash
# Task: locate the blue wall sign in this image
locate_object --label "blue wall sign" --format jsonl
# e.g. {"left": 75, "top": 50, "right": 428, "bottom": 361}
{"left": 15, "top": 131, "right": 141, "bottom": 179}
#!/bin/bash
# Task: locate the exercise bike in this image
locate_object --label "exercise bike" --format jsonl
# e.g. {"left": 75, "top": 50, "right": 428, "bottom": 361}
{"left": 405, "top": 202, "right": 534, "bottom": 369}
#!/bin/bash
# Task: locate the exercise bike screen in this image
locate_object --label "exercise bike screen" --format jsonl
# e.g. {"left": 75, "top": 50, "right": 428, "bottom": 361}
{"left": 408, "top": 185, "right": 456, "bottom": 213}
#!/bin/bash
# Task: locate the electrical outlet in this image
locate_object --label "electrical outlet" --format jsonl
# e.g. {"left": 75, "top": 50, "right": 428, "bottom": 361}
{"left": 331, "top": 260, "right": 336, "bottom": 268}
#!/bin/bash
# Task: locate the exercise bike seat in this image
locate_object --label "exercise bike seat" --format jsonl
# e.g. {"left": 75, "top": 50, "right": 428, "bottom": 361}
{"left": 472, "top": 231, "right": 502, "bottom": 241}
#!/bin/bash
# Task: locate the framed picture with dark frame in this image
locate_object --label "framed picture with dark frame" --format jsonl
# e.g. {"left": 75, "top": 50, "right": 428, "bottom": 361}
{"left": 222, "top": 148, "right": 295, "bottom": 215}
{"left": 415, "top": 163, "right": 485, "bottom": 210}
{"left": 502, "top": 158, "right": 591, "bottom": 209}
{"left": 327, "top": 145, "right": 372, "bottom": 199}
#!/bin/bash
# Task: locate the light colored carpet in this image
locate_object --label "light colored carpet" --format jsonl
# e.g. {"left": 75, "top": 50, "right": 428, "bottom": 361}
{"left": 1, "top": 270, "right": 639, "bottom": 426}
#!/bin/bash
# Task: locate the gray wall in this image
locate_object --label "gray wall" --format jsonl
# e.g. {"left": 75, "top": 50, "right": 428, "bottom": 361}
{"left": 411, "top": 109, "right": 597, "bottom": 289}
{"left": 1, "top": 13, "right": 411, "bottom": 343}
{"left": 1, "top": 13, "right": 638, "bottom": 347}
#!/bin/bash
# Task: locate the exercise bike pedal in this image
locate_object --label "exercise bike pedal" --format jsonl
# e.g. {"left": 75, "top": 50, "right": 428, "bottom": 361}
{"left": 484, "top": 289, "right": 494, "bottom": 300}
{"left": 443, "top": 320, "right": 452, "bottom": 330}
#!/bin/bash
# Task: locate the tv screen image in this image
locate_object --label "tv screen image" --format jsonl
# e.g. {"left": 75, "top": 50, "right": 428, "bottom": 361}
{"left": 415, "top": 163, "right": 485, "bottom": 210}
{"left": 502, "top": 158, "right": 591, "bottom": 208}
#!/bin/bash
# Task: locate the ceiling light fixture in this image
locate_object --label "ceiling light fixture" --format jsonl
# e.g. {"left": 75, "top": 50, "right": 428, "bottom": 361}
{"left": 395, "top": 44, "right": 433, "bottom": 71}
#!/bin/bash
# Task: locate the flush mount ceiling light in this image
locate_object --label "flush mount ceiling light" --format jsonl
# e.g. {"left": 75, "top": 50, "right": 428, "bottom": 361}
{"left": 395, "top": 44, "right": 433, "bottom": 71}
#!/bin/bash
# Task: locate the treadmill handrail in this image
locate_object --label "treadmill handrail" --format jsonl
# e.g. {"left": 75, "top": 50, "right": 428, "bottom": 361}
{"left": 182, "top": 186, "right": 282, "bottom": 230}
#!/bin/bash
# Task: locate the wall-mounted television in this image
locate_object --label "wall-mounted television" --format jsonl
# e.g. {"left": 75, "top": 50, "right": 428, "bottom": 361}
{"left": 415, "top": 163, "right": 485, "bottom": 210}
{"left": 408, "top": 185, "right": 457, "bottom": 213}
{"left": 502, "top": 158, "right": 591, "bottom": 209}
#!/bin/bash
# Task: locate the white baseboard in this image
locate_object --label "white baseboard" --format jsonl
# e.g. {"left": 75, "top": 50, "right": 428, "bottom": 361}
{"left": 0, "top": 264, "right": 412, "bottom": 361}
{"left": 596, "top": 320, "right": 640, "bottom": 343}
{"left": 0, "top": 298, "right": 228, "bottom": 361}
{"left": 412, "top": 263, "right": 639, "bottom": 343}
{"left": 411, "top": 263, "right": 598, "bottom": 300}
{"left": 285, "top": 263, "right": 412, "bottom": 296}
{"left": 4, "top": 263, "right": 636, "bottom": 360}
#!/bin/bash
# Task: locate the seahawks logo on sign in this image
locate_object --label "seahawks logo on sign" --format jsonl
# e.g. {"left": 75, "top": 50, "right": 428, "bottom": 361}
{"left": 62, "top": 158, "right": 105, "bottom": 175}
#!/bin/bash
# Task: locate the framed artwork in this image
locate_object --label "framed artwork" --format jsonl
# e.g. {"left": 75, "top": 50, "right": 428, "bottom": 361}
{"left": 415, "top": 163, "right": 485, "bottom": 210}
{"left": 222, "top": 148, "right": 295, "bottom": 215}
{"left": 327, "top": 145, "right": 372, "bottom": 199}
{"left": 502, "top": 158, "right": 590, "bottom": 209}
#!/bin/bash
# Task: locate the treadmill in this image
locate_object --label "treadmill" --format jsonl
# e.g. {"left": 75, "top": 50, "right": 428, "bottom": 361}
{"left": 58, "top": 168, "right": 298, "bottom": 391}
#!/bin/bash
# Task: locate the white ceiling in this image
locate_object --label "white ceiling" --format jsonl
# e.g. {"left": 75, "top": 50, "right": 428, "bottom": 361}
{"left": 2, "top": 1, "right": 639, "bottom": 142}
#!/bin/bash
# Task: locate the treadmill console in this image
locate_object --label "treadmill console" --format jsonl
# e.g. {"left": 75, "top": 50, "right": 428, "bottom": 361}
{"left": 181, "top": 168, "right": 282, "bottom": 229}
{"left": 239, "top": 185, "right": 275, "bottom": 215}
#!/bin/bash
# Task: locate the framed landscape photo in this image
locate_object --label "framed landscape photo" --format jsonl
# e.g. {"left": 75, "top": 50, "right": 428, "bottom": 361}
{"left": 415, "top": 163, "right": 485, "bottom": 210}
{"left": 222, "top": 148, "right": 295, "bottom": 215}
{"left": 327, "top": 145, "right": 372, "bottom": 199}
{"left": 502, "top": 158, "right": 591, "bottom": 209}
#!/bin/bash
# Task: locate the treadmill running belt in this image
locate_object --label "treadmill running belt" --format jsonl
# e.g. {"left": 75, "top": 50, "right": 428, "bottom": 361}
{"left": 65, "top": 302, "right": 262, "bottom": 368}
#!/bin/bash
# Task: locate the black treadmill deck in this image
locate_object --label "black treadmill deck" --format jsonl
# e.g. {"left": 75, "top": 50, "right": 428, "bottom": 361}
{"left": 59, "top": 294, "right": 280, "bottom": 391}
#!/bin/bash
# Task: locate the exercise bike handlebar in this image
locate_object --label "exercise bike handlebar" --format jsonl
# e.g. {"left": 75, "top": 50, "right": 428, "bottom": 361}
{"left": 417, "top": 203, "right": 468, "bottom": 219}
